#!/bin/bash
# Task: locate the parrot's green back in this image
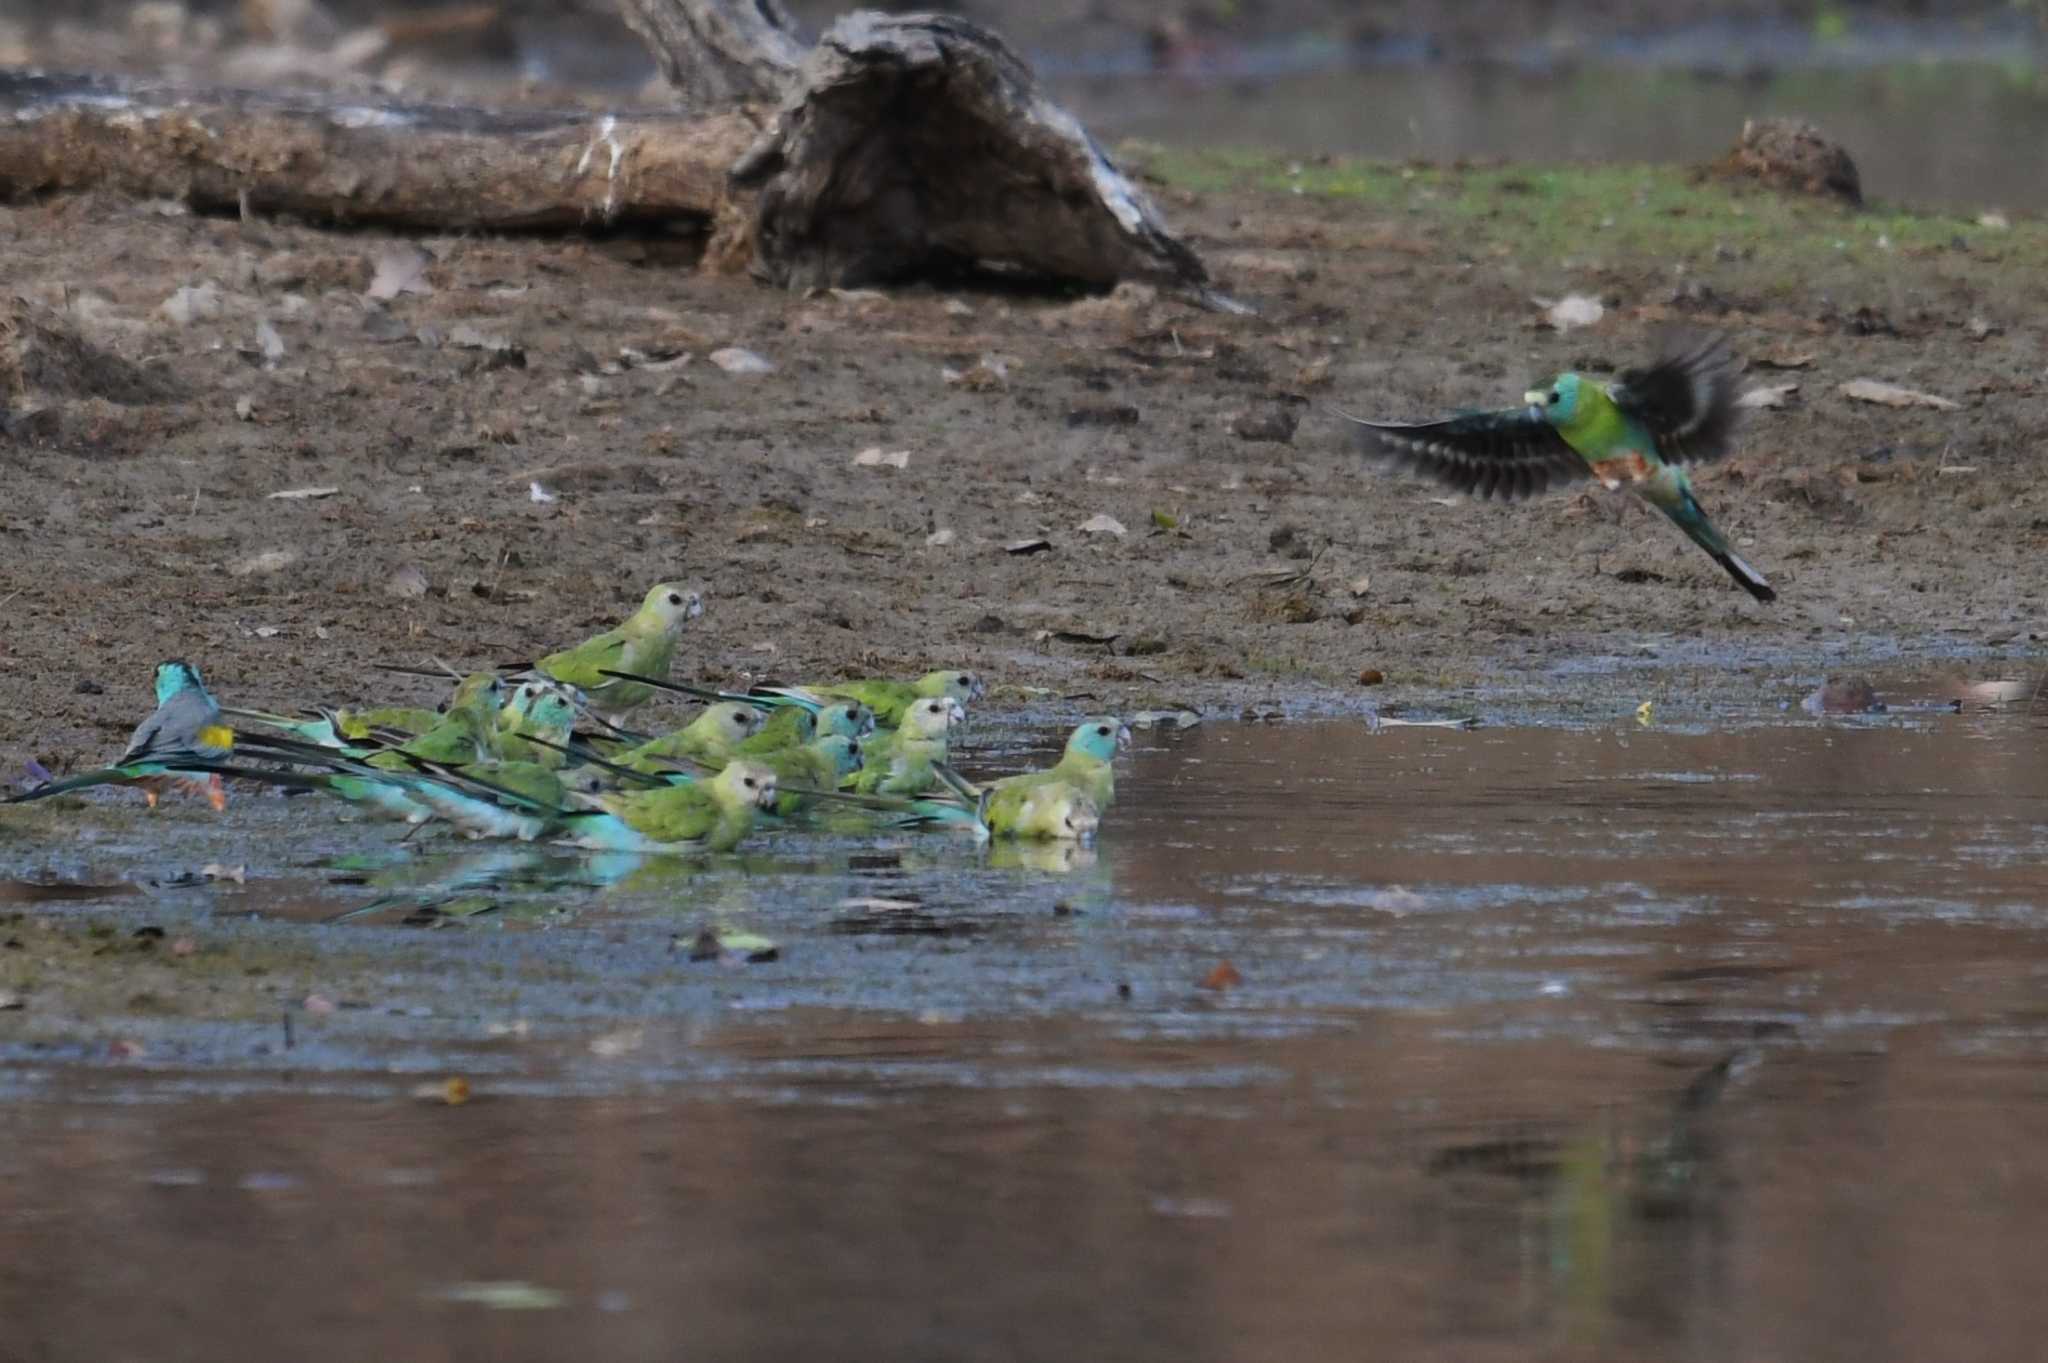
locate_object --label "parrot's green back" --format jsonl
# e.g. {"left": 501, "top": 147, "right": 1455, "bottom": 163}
{"left": 812, "top": 679, "right": 918, "bottom": 727}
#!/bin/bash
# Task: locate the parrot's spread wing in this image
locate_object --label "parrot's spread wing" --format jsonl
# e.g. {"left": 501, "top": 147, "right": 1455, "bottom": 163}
{"left": 1609, "top": 332, "right": 1741, "bottom": 465}
{"left": 1337, "top": 406, "right": 1587, "bottom": 501}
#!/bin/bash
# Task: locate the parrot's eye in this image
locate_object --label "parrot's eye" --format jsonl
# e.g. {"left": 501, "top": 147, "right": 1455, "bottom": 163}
{"left": 1546, "top": 391, "right": 1559, "bottom": 405}
{"left": 1096, "top": 725, "right": 1110, "bottom": 736}
{"left": 743, "top": 776, "right": 757, "bottom": 789}
{"left": 667, "top": 593, "right": 681, "bottom": 605}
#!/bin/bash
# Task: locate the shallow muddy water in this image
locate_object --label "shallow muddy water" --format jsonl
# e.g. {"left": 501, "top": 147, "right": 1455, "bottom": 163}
{"left": 3, "top": 701, "right": 2047, "bottom": 1359}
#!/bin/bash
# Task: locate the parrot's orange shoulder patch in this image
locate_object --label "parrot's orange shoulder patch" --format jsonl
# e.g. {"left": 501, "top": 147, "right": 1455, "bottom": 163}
{"left": 1588, "top": 450, "right": 1653, "bottom": 490}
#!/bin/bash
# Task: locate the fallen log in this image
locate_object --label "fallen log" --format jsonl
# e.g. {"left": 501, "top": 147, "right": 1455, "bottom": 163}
{"left": 0, "top": 70, "right": 755, "bottom": 237}
{"left": 0, "top": 5, "right": 1220, "bottom": 298}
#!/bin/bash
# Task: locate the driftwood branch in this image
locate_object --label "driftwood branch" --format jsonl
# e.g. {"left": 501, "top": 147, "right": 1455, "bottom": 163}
{"left": 0, "top": 71, "right": 757, "bottom": 235}
{"left": 615, "top": 0, "right": 807, "bottom": 106}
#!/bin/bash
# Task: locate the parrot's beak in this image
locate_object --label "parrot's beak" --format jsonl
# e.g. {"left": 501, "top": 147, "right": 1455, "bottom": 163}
{"left": 1522, "top": 391, "right": 1546, "bottom": 408}
{"left": 1116, "top": 724, "right": 1132, "bottom": 751}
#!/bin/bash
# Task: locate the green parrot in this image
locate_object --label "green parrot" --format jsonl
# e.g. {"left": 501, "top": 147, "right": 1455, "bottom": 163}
{"left": 7, "top": 660, "right": 233, "bottom": 809}
{"left": 760, "top": 669, "right": 984, "bottom": 729}
{"left": 847, "top": 695, "right": 962, "bottom": 795}
{"left": 533, "top": 582, "right": 703, "bottom": 715}
{"left": 988, "top": 781, "right": 1102, "bottom": 842}
{"left": 994, "top": 717, "right": 1128, "bottom": 810}
{"left": 227, "top": 672, "right": 507, "bottom": 752}
{"left": 596, "top": 669, "right": 878, "bottom": 741}
{"left": 618, "top": 702, "right": 764, "bottom": 775}
{"left": 563, "top": 759, "right": 779, "bottom": 853}
{"left": 925, "top": 718, "right": 1124, "bottom": 838}
{"left": 758, "top": 734, "right": 864, "bottom": 817}
{"left": 739, "top": 704, "right": 816, "bottom": 755}
{"left": 395, "top": 753, "right": 574, "bottom": 842}
{"left": 1340, "top": 333, "right": 1775, "bottom": 602}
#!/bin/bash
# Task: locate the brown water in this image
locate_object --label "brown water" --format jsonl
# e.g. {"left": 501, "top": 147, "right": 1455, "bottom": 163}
{"left": 4, "top": 708, "right": 2048, "bottom": 1360}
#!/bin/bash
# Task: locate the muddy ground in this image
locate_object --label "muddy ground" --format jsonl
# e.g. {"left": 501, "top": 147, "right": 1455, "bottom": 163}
{"left": 3, "top": 134, "right": 2046, "bottom": 768}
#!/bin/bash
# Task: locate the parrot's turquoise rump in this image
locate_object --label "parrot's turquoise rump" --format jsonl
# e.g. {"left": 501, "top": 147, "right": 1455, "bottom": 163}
{"left": 1339, "top": 333, "right": 1775, "bottom": 602}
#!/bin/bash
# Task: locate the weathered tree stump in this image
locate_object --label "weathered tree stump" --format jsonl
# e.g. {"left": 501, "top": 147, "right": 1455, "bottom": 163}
{"left": 723, "top": 11, "right": 1211, "bottom": 292}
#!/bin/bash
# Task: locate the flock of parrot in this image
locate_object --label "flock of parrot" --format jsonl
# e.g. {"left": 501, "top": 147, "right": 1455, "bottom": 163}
{"left": 5, "top": 331, "right": 1774, "bottom": 861}
{"left": 4, "top": 581, "right": 1128, "bottom": 854}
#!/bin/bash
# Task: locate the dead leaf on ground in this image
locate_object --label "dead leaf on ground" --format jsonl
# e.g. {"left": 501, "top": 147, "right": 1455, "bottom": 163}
{"left": 365, "top": 244, "right": 434, "bottom": 301}
{"left": 1077, "top": 514, "right": 1127, "bottom": 537}
{"left": 1738, "top": 384, "right": 1798, "bottom": 409}
{"left": 709, "top": 346, "right": 776, "bottom": 375}
{"left": 1537, "top": 294, "right": 1604, "bottom": 331}
{"left": 941, "top": 354, "right": 1011, "bottom": 389}
{"left": 1839, "top": 379, "right": 1960, "bottom": 410}
{"left": 852, "top": 447, "right": 910, "bottom": 469}
{"left": 1199, "top": 960, "right": 1243, "bottom": 991}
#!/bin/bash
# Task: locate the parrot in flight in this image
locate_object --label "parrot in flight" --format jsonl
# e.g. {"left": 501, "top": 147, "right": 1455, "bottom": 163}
{"left": 1338, "top": 332, "right": 1775, "bottom": 602}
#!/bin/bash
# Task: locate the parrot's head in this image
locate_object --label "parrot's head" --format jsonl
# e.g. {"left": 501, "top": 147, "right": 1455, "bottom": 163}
{"left": 641, "top": 582, "right": 705, "bottom": 635}
{"left": 922, "top": 670, "right": 985, "bottom": 706}
{"left": 154, "top": 659, "right": 205, "bottom": 705}
{"left": 820, "top": 702, "right": 874, "bottom": 738}
{"left": 707, "top": 702, "right": 764, "bottom": 742}
{"left": 904, "top": 696, "right": 962, "bottom": 739}
{"left": 818, "top": 734, "right": 863, "bottom": 778}
{"left": 720, "top": 760, "right": 780, "bottom": 811}
{"left": 1525, "top": 372, "right": 1583, "bottom": 428}
{"left": 500, "top": 680, "right": 543, "bottom": 724}
{"left": 450, "top": 672, "right": 506, "bottom": 717}
{"left": 1067, "top": 717, "right": 1129, "bottom": 764}
{"left": 528, "top": 692, "right": 577, "bottom": 735}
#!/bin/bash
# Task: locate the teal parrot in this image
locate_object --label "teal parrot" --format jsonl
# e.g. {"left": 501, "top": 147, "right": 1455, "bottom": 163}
{"left": 991, "top": 717, "right": 1129, "bottom": 810}
{"left": 531, "top": 583, "right": 703, "bottom": 716}
{"left": 847, "top": 696, "right": 962, "bottom": 795}
{"left": 758, "top": 670, "right": 984, "bottom": 729}
{"left": 496, "top": 682, "right": 580, "bottom": 769}
{"left": 7, "top": 660, "right": 233, "bottom": 809}
{"left": 757, "top": 734, "right": 864, "bottom": 817}
{"left": 928, "top": 718, "right": 1124, "bottom": 838}
{"left": 1340, "top": 333, "right": 1774, "bottom": 602}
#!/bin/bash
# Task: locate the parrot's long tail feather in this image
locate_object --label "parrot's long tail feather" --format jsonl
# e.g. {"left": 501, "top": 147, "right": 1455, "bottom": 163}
{"left": 1709, "top": 548, "right": 1777, "bottom": 603}
{"left": 4, "top": 767, "right": 125, "bottom": 803}
{"left": 929, "top": 761, "right": 982, "bottom": 804}
{"left": 519, "top": 735, "right": 673, "bottom": 788}
{"left": 595, "top": 670, "right": 738, "bottom": 707}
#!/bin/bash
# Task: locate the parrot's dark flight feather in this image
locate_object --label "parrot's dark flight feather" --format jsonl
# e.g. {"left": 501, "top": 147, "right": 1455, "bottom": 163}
{"left": 1336, "top": 406, "right": 1588, "bottom": 501}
